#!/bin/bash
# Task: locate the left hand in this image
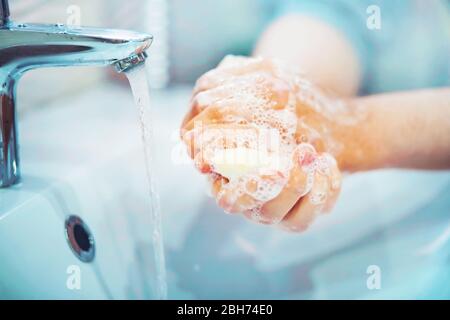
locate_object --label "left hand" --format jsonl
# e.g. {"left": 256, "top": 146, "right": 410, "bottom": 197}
{"left": 180, "top": 55, "right": 342, "bottom": 231}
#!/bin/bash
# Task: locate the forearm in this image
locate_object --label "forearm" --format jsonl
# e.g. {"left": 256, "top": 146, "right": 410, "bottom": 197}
{"left": 253, "top": 15, "right": 450, "bottom": 171}
{"left": 335, "top": 88, "right": 450, "bottom": 171}
{"left": 254, "top": 14, "right": 361, "bottom": 97}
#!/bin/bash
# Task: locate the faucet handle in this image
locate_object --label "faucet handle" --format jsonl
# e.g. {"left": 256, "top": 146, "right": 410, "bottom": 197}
{"left": 0, "top": 0, "right": 10, "bottom": 26}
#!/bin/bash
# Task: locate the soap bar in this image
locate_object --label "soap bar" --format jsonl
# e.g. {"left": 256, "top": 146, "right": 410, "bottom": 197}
{"left": 210, "top": 147, "right": 281, "bottom": 180}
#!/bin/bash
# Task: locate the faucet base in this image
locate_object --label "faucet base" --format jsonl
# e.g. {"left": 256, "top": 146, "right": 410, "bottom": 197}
{"left": 1, "top": 80, "right": 20, "bottom": 188}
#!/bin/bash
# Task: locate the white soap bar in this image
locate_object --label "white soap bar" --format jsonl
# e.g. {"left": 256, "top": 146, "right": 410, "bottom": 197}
{"left": 210, "top": 147, "right": 281, "bottom": 180}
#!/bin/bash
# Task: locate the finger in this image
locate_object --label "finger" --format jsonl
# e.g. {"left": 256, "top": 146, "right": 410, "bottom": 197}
{"left": 180, "top": 107, "right": 199, "bottom": 135}
{"left": 219, "top": 192, "right": 259, "bottom": 215}
{"left": 182, "top": 82, "right": 291, "bottom": 140}
{"left": 182, "top": 123, "right": 260, "bottom": 170}
{"left": 183, "top": 71, "right": 292, "bottom": 134}
{"left": 194, "top": 151, "right": 212, "bottom": 174}
{"left": 242, "top": 209, "right": 272, "bottom": 224}
{"left": 280, "top": 169, "right": 330, "bottom": 232}
{"left": 213, "top": 171, "right": 287, "bottom": 217}
{"left": 210, "top": 174, "right": 257, "bottom": 216}
{"left": 181, "top": 85, "right": 235, "bottom": 130}
{"left": 182, "top": 103, "right": 252, "bottom": 135}
{"left": 294, "top": 120, "right": 326, "bottom": 153}
{"left": 217, "top": 55, "right": 254, "bottom": 69}
{"left": 320, "top": 154, "right": 342, "bottom": 213}
{"left": 215, "top": 180, "right": 260, "bottom": 214}
{"left": 210, "top": 173, "right": 226, "bottom": 197}
{"left": 194, "top": 56, "right": 276, "bottom": 95}
{"left": 257, "top": 143, "right": 317, "bottom": 224}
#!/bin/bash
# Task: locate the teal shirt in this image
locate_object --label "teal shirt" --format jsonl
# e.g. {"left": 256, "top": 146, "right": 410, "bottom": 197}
{"left": 171, "top": 0, "right": 450, "bottom": 94}
{"left": 276, "top": 0, "right": 450, "bottom": 94}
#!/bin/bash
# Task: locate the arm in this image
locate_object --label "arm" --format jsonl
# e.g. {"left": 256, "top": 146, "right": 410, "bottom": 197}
{"left": 335, "top": 88, "right": 450, "bottom": 171}
{"left": 180, "top": 15, "right": 449, "bottom": 231}
{"left": 254, "top": 14, "right": 362, "bottom": 97}
{"left": 255, "top": 14, "right": 450, "bottom": 171}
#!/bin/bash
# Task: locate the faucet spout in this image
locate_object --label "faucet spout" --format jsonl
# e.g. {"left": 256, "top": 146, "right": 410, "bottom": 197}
{"left": 0, "top": 1, "right": 152, "bottom": 187}
{"left": 0, "top": 23, "right": 152, "bottom": 75}
{"left": 114, "top": 52, "right": 148, "bottom": 73}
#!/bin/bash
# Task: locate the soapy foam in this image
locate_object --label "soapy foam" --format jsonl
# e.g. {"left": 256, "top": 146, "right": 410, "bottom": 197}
{"left": 191, "top": 56, "right": 342, "bottom": 214}
{"left": 201, "top": 61, "right": 298, "bottom": 213}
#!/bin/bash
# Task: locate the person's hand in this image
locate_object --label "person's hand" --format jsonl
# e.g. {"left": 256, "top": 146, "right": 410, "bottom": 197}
{"left": 180, "top": 56, "right": 346, "bottom": 231}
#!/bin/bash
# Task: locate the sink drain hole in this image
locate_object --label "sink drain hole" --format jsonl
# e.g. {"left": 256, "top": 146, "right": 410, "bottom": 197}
{"left": 65, "top": 215, "right": 95, "bottom": 263}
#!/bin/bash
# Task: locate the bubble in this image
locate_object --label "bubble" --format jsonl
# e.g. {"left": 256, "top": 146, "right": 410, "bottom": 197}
{"left": 248, "top": 205, "right": 263, "bottom": 222}
{"left": 331, "top": 178, "right": 341, "bottom": 190}
{"left": 196, "top": 57, "right": 341, "bottom": 213}
{"left": 310, "top": 192, "right": 327, "bottom": 205}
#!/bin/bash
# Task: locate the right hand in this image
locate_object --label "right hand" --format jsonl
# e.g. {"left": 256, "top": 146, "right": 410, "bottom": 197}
{"left": 180, "top": 55, "right": 344, "bottom": 232}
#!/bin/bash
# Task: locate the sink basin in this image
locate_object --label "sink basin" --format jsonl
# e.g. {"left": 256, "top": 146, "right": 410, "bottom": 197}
{"left": 0, "top": 83, "right": 179, "bottom": 299}
{"left": 1, "top": 83, "right": 450, "bottom": 299}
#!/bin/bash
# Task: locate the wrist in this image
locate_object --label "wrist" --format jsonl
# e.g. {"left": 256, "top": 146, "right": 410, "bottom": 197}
{"left": 331, "top": 97, "right": 387, "bottom": 172}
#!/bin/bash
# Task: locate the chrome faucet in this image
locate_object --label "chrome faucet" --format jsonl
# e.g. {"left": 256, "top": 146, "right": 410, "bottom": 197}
{"left": 0, "top": 0, "right": 152, "bottom": 187}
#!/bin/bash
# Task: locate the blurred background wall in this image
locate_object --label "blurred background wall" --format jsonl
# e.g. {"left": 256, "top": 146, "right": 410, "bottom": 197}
{"left": 7, "top": 0, "right": 450, "bottom": 116}
{"left": 169, "top": 0, "right": 271, "bottom": 83}
{"left": 10, "top": 0, "right": 170, "bottom": 114}
{"left": 8, "top": 0, "right": 272, "bottom": 115}
{"left": 10, "top": 0, "right": 104, "bottom": 114}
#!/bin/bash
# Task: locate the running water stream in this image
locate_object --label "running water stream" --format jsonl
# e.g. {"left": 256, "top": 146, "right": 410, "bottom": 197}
{"left": 125, "top": 62, "right": 168, "bottom": 299}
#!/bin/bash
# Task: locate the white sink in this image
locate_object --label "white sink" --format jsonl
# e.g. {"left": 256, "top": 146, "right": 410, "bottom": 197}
{"left": 1, "top": 83, "right": 450, "bottom": 299}
{"left": 0, "top": 84, "right": 190, "bottom": 299}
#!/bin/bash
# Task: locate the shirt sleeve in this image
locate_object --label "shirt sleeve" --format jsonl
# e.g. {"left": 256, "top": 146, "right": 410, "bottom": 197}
{"left": 273, "top": 0, "right": 374, "bottom": 92}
